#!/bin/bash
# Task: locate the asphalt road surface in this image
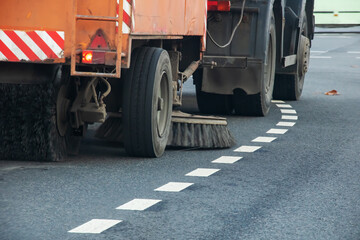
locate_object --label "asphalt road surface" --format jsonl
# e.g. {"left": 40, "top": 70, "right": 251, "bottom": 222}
{"left": 1, "top": 31, "right": 360, "bottom": 240}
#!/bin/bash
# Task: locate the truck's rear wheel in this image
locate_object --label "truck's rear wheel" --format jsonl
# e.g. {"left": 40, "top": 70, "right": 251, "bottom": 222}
{"left": 233, "top": 13, "right": 276, "bottom": 116}
{"left": 194, "top": 70, "right": 233, "bottom": 115}
{"left": 0, "top": 65, "right": 81, "bottom": 161}
{"left": 273, "top": 14, "right": 310, "bottom": 100}
{"left": 123, "top": 47, "right": 173, "bottom": 157}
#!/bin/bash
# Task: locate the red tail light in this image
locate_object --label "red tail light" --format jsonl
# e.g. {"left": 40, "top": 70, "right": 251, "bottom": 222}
{"left": 82, "top": 51, "right": 93, "bottom": 64}
{"left": 208, "top": 1, "right": 231, "bottom": 12}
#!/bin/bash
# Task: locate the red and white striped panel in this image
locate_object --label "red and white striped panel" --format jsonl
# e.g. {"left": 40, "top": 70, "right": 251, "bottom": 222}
{"left": 0, "top": 30, "right": 64, "bottom": 62}
{"left": 117, "top": 0, "right": 132, "bottom": 34}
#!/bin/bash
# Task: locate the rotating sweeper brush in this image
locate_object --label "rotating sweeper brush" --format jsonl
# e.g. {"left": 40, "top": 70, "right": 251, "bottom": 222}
{"left": 95, "top": 110, "right": 235, "bottom": 149}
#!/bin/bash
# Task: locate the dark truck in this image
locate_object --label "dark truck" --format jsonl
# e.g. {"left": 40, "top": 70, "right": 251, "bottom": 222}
{"left": 195, "top": 0, "right": 314, "bottom": 116}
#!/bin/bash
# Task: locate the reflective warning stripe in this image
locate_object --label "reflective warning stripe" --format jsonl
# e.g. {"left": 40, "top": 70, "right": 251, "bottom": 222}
{"left": 0, "top": 30, "right": 65, "bottom": 62}
{"left": 117, "top": 0, "right": 132, "bottom": 34}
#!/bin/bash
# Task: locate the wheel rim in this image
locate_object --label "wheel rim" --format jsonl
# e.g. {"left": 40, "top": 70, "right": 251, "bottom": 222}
{"left": 264, "top": 33, "right": 275, "bottom": 103}
{"left": 156, "top": 70, "right": 169, "bottom": 137}
{"left": 297, "top": 19, "right": 309, "bottom": 95}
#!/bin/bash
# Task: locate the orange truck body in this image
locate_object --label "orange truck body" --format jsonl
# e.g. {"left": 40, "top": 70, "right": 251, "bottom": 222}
{"left": 0, "top": 0, "right": 206, "bottom": 68}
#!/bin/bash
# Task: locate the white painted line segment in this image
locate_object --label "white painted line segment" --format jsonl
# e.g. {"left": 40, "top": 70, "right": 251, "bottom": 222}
{"left": 347, "top": 51, "right": 360, "bottom": 54}
{"left": 154, "top": 182, "right": 193, "bottom": 192}
{"left": 212, "top": 156, "right": 243, "bottom": 164}
{"left": 267, "top": 128, "right": 288, "bottom": 134}
{"left": 252, "top": 136, "right": 277, "bottom": 143}
{"left": 277, "top": 121, "right": 296, "bottom": 127}
{"left": 116, "top": 199, "right": 161, "bottom": 211}
{"left": 185, "top": 168, "right": 220, "bottom": 177}
{"left": 271, "top": 100, "right": 285, "bottom": 103}
{"left": 312, "top": 50, "right": 328, "bottom": 53}
{"left": 356, "top": 57, "right": 360, "bottom": 59}
{"left": 68, "top": 219, "right": 122, "bottom": 234}
{"left": 234, "top": 145, "right": 262, "bottom": 153}
{"left": 282, "top": 115, "right": 298, "bottom": 120}
{"left": 310, "top": 56, "right": 332, "bottom": 59}
{"left": 276, "top": 104, "right": 292, "bottom": 108}
{"left": 280, "top": 109, "right": 297, "bottom": 114}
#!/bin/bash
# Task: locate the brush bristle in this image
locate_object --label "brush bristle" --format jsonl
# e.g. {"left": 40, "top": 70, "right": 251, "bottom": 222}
{"left": 167, "top": 122, "right": 235, "bottom": 148}
{"left": 95, "top": 117, "right": 123, "bottom": 142}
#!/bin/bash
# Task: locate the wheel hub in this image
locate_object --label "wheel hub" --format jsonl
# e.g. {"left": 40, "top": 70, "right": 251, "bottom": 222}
{"left": 56, "top": 85, "right": 71, "bottom": 137}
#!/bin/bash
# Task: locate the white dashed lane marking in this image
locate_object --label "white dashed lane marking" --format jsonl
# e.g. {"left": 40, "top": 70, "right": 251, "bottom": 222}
{"left": 212, "top": 156, "right": 243, "bottom": 164}
{"left": 116, "top": 199, "right": 161, "bottom": 211}
{"left": 154, "top": 182, "right": 193, "bottom": 192}
{"left": 234, "top": 145, "right": 262, "bottom": 153}
{"left": 271, "top": 100, "right": 285, "bottom": 103}
{"left": 277, "top": 121, "right": 296, "bottom": 127}
{"left": 310, "top": 56, "right": 332, "bottom": 59}
{"left": 68, "top": 219, "right": 122, "bottom": 234}
{"left": 312, "top": 50, "right": 328, "bottom": 54}
{"left": 185, "top": 168, "right": 220, "bottom": 177}
{"left": 276, "top": 104, "right": 292, "bottom": 108}
{"left": 282, "top": 115, "right": 298, "bottom": 120}
{"left": 267, "top": 128, "right": 288, "bottom": 134}
{"left": 347, "top": 51, "right": 360, "bottom": 54}
{"left": 252, "top": 136, "right": 277, "bottom": 143}
{"left": 280, "top": 109, "right": 297, "bottom": 114}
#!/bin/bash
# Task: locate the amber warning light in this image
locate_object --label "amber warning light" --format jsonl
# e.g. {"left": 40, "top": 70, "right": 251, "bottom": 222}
{"left": 208, "top": 1, "right": 231, "bottom": 11}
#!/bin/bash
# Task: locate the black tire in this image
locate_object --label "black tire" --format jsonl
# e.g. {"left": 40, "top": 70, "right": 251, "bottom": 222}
{"left": 123, "top": 47, "right": 173, "bottom": 157}
{"left": 233, "top": 12, "right": 276, "bottom": 116}
{"left": 0, "top": 65, "right": 81, "bottom": 161}
{"left": 273, "top": 14, "right": 310, "bottom": 100}
{"left": 194, "top": 70, "right": 233, "bottom": 115}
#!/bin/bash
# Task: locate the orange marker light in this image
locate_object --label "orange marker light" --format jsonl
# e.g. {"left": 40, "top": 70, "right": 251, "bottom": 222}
{"left": 82, "top": 51, "right": 93, "bottom": 64}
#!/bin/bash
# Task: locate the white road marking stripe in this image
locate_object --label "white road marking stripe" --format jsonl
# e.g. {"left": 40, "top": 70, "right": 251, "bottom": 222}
{"left": 356, "top": 57, "right": 360, "bottom": 59}
{"left": 0, "top": 30, "right": 29, "bottom": 60}
{"left": 234, "top": 145, "right": 262, "bottom": 153}
{"left": 317, "top": 36, "right": 351, "bottom": 39}
{"left": 212, "top": 156, "right": 243, "bottom": 164}
{"left": 276, "top": 104, "right": 292, "bottom": 108}
{"left": 0, "top": 51, "right": 7, "bottom": 61}
{"left": 280, "top": 109, "right": 297, "bottom": 114}
{"left": 267, "top": 128, "right": 288, "bottom": 134}
{"left": 68, "top": 219, "right": 122, "bottom": 234}
{"left": 282, "top": 115, "right": 298, "bottom": 120}
{"left": 310, "top": 56, "right": 332, "bottom": 59}
{"left": 252, "top": 136, "right": 277, "bottom": 143}
{"left": 154, "top": 182, "right": 193, "bottom": 192}
{"left": 348, "top": 51, "right": 360, "bottom": 54}
{"left": 185, "top": 168, "right": 220, "bottom": 177}
{"left": 14, "top": 31, "right": 48, "bottom": 60}
{"left": 35, "top": 31, "right": 63, "bottom": 57}
{"left": 271, "top": 100, "right": 285, "bottom": 103}
{"left": 277, "top": 121, "right": 296, "bottom": 127}
{"left": 116, "top": 199, "right": 161, "bottom": 211}
{"left": 312, "top": 50, "right": 328, "bottom": 53}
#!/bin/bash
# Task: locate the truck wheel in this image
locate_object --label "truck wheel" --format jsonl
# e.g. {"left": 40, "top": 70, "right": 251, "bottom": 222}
{"left": 194, "top": 70, "right": 233, "bottom": 115}
{"left": 0, "top": 65, "right": 80, "bottom": 161}
{"left": 273, "top": 14, "right": 310, "bottom": 100}
{"left": 233, "top": 13, "right": 276, "bottom": 116}
{"left": 123, "top": 47, "right": 173, "bottom": 157}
